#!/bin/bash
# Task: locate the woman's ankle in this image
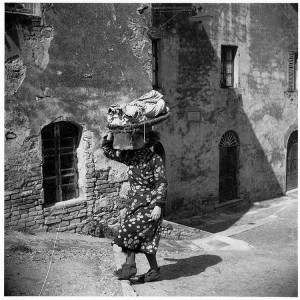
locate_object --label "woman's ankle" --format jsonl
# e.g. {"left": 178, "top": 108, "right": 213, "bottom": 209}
{"left": 123, "top": 261, "right": 136, "bottom": 266}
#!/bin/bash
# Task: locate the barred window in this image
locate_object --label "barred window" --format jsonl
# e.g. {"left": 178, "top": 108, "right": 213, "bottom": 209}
{"left": 41, "top": 122, "right": 81, "bottom": 204}
{"left": 288, "top": 51, "right": 298, "bottom": 92}
{"left": 221, "top": 45, "right": 238, "bottom": 88}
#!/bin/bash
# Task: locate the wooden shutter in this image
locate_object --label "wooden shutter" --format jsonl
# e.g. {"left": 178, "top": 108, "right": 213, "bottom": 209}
{"left": 5, "top": 3, "right": 41, "bottom": 16}
{"left": 42, "top": 122, "right": 79, "bottom": 203}
{"left": 152, "top": 39, "right": 159, "bottom": 88}
{"left": 221, "top": 46, "right": 237, "bottom": 88}
{"left": 288, "top": 51, "right": 296, "bottom": 91}
{"left": 59, "top": 123, "right": 79, "bottom": 201}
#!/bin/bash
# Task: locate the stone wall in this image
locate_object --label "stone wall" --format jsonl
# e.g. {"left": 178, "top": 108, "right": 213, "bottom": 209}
{"left": 4, "top": 126, "right": 129, "bottom": 233}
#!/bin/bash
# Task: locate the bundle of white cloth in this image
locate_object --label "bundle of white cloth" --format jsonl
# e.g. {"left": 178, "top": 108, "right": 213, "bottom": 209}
{"left": 107, "top": 90, "right": 169, "bottom": 126}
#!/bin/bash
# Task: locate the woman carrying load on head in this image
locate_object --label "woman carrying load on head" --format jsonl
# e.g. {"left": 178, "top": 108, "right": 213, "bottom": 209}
{"left": 102, "top": 128, "right": 167, "bottom": 282}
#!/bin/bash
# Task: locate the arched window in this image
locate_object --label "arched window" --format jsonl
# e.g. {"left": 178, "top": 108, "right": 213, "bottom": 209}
{"left": 219, "top": 131, "right": 239, "bottom": 202}
{"left": 286, "top": 130, "right": 298, "bottom": 191}
{"left": 41, "top": 121, "right": 82, "bottom": 204}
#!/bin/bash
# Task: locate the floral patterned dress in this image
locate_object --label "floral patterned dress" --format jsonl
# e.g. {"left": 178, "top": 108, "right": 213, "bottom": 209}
{"left": 102, "top": 137, "right": 168, "bottom": 254}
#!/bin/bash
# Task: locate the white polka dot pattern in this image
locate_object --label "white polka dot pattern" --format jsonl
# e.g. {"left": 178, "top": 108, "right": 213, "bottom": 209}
{"left": 102, "top": 137, "right": 167, "bottom": 253}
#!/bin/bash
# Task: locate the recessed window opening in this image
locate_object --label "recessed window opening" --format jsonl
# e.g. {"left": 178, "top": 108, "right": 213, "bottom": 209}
{"left": 41, "top": 121, "right": 82, "bottom": 204}
{"left": 288, "top": 51, "right": 298, "bottom": 92}
{"left": 152, "top": 39, "right": 161, "bottom": 89}
{"left": 221, "top": 45, "right": 238, "bottom": 88}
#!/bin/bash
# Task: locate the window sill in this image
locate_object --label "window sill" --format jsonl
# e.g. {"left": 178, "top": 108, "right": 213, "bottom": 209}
{"left": 284, "top": 90, "right": 298, "bottom": 94}
{"left": 220, "top": 86, "right": 241, "bottom": 90}
{"left": 220, "top": 86, "right": 234, "bottom": 89}
{"left": 44, "top": 197, "right": 87, "bottom": 209}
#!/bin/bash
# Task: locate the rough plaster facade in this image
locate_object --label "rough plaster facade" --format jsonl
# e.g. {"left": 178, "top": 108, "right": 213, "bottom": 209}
{"left": 151, "top": 3, "right": 298, "bottom": 217}
{"left": 5, "top": 3, "right": 153, "bottom": 233}
{"left": 5, "top": 3, "right": 298, "bottom": 233}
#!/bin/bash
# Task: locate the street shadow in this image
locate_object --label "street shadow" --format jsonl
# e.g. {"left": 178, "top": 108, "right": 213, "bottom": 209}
{"left": 195, "top": 201, "right": 254, "bottom": 233}
{"left": 130, "top": 254, "right": 222, "bottom": 284}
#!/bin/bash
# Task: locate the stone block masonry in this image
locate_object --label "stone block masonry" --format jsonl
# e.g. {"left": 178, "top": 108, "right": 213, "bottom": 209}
{"left": 5, "top": 182, "right": 127, "bottom": 234}
{"left": 4, "top": 128, "right": 128, "bottom": 234}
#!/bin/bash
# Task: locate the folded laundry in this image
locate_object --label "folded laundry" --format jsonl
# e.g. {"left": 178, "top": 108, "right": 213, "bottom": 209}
{"left": 107, "top": 90, "right": 169, "bottom": 127}
{"left": 133, "top": 89, "right": 164, "bottom": 103}
{"left": 144, "top": 98, "right": 166, "bottom": 118}
{"left": 123, "top": 104, "right": 145, "bottom": 123}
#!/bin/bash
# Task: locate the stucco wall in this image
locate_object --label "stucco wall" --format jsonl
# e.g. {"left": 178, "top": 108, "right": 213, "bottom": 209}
{"left": 152, "top": 3, "right": 298, "bottom": 217}
{"left": 5, "top": 3, "right": 298, "bottom": 231}
{"left": 5, "top": 3, "right": 153, "bottom": 232}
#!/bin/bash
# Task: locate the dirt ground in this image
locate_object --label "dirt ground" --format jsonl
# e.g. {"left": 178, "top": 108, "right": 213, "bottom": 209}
{"left": 4, "top": 192, "right": 298, "bottom": 297}
{"left": 4, "top": 230, "right": 123, "bottom": 296}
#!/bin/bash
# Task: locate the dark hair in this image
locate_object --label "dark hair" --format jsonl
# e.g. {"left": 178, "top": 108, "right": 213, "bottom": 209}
{"left": 134, "top": 129, "right": 160, "bottom": 148}
{"left": 145, "top": 130, "right": 160, "bottom": 148}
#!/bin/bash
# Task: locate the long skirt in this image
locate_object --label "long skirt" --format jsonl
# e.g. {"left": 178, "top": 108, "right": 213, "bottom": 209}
{"left": 112, "top": 206, "right": 162, "bottom": 254}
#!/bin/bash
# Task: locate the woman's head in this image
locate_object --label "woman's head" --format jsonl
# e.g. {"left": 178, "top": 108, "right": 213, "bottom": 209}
{"left": 130, "top": 132, "right": 147, "bottom": 149}
{"left": 130, "top": 130, "right": 160, "bottom": 149}
{"left": 112, "top": 128, "right": 160, "bottom": 150}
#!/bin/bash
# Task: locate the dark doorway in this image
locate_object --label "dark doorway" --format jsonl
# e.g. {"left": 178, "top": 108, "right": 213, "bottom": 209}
{"left": 219, "top": 131, "right": 239, "bottom": 203}
{"left": 286, "top": 130, "right": 298, "bottom": 191}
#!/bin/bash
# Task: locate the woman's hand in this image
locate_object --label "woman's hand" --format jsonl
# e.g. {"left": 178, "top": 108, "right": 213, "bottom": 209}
{"left": 150, "top": 206, "right": 162, "bottom": 221}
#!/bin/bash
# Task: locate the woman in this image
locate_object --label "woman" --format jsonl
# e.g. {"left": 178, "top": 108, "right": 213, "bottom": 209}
{"left": 102, "top": 129, "right": 167, "bottom": 282}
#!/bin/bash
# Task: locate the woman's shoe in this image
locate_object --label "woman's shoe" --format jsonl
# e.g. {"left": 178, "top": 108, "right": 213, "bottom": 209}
{"left": 113, "top": 263, "right": 137, "bottom": 280}
{"left": 138, "top": 268, "right": 161, "bottom": 283}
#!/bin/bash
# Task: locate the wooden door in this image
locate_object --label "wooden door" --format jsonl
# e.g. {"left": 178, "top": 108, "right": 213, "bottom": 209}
{"left": 219, "top": 131, "right": 239, "bottom": 203}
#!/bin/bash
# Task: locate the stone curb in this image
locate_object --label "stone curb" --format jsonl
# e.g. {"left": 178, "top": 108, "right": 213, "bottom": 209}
{"left": 112, "top": 244, "right": 137, "bottom": 297}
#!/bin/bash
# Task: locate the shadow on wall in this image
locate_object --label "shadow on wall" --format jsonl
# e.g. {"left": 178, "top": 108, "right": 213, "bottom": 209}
{"left": 161, "top": 4, "right": 294, "bottom": 232}
{"left": 5, "top": 13, "right": 24, "bottom": 55}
